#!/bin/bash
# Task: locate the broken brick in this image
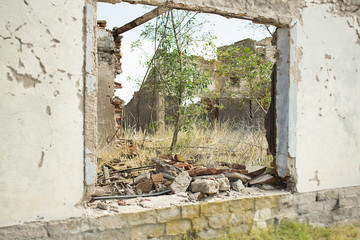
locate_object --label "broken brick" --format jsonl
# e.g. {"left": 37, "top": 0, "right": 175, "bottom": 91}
{"left": 188, "top": 168, "right": 217, "bottom": 176}
{"left": 232, "top": 163, "right": 246, "bottom": 170}
{"left": 151, "top": 173, "right": 164, "bottom": 184}
{"left": 173, "top": 162, "right": 193, "bottom": 171}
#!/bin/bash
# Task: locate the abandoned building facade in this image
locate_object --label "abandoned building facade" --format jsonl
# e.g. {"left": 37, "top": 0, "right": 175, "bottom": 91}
{"left": 1, "top": 0, "right": 360, "bottom": 238}
{"left": 123, "top": 37, "right": 276, "bottom": 131}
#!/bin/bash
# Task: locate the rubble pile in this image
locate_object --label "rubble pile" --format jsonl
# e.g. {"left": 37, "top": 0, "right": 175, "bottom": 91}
{"left": 93, "top": 154, "right": 280, "bottom": 204}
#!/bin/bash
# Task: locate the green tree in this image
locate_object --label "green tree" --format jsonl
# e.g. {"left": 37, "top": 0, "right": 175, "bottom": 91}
{"left": 135, "top": 10, "right": 216, "bottom": 152}
{"left": 217, "top": 45, "right": 273, "bottom": 114}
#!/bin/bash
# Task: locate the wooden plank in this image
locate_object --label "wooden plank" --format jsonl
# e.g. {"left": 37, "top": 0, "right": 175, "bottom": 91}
{"left": 114, "top": 7, "right": 169, "bottom": 35}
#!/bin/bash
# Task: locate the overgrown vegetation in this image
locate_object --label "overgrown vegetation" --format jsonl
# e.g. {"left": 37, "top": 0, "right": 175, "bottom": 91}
{"left": 132, "top": 9, "right": 217, "bottom": 152}
{"left": 190, "top": 221, "right": 360, "bottom": 240}
{"left": 97, "top": 120, "right": 272, "bottom": 172}
{"left": 217, "top": 46, "right": 273, "bottom": 114}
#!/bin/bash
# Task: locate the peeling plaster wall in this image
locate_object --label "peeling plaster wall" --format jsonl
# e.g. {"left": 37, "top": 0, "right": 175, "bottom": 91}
{"left": 0, "top": 0, "right": 359, "bottom": 229}
{"left": 0, "top": 0, "right": 87, "bottom": 227}
{"left": 293, "top": 1, "right": 360, "bottom": 192}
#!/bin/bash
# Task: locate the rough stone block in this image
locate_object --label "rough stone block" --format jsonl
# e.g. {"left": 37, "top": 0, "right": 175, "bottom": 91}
{"left": 196, "top": 228, "right": 227, "bottom": 239}
{"left": 81, "top": 232, "right": 103, "bottom": 240}
{"left": 279, "top": 193, "right": 294, "bottom": 205}
{"left": 297, "top": 201, "right": 324, "bottom": 215}
{"left": 338, "top": 187, "right": 360, "bottom": 198}
{"left": 227, "top": 224, "right": 250, "bottom": 235}
{"left": 157, "top": 207, "right": 181, "bottom": 223}
{"left": 333, "top": 208, "right": 352, "bottom": 221}
{"left": 191, "top": 179, "right": 219, "bottom": 194}
{"left": 293, "top": 192, "right": 317, "bottom": 205}
{"left": 181, "top": 204, "right": 200, "bottom": 219}
{"left": 253, "top": 208, "right": 272, "bottom": 221}
{"left": 48, "top": 219, "right": 91, "bottom": 237}
{"left": 171, "top": 171, "right": 192, "bottom": 194}
{"left": 201, "top": 201, "right": 229, "bottom": 217}
{"left": 127, "top": 210, "right": 157, "bottom": 226}
{"left": 231, "top": 180, "right": 245, "bottom": 191}
{"left": 228, "top": 213, "right": 243, "bottom": 225}
{"left": 298, "top": 211, "right": 333, "bottom": 225}
{"left": 255, "top": 195, "right": 280, "bottom": 210}
{"left": 339, "top": 197, "right": 357, "bottom": 208}
{"left": 322, "top": 199, "right": 338, "bottom": 211}
{"left": 218, "top": 177, "right": 231, "bottom": 191}
{"left": 0, "top": 222, "right": 49, "bottom": 240}
{"left": 131, "top": 224, "right": 165, "bottom": 239}
{"left": 208, "top": 213, "right": 230, "bottom": 229}
{"left": 166, "top": 219, "right": 192, "bottom": 235}
{"left": 192, "top": 218, "right": 208, "bottom": 232}
{"left": 98, "top": 214, "right": 129, "bottom": 230}
{"left": 229, "top": 197, "right": 255, "bottom": 213}
{"left": 244, "top": 210, "right": 256, "bottom": 223}
{"left": 316, "top": 189, "right": 338, "bottom": 201}
{"left": 274, "top": 206, "right": 298, "bottom": 220}
{"left": 99, "top": 229, "right": 131, "bottom": 240}
{"left": 351, "top": 207, "right": 360, "bottom": 218}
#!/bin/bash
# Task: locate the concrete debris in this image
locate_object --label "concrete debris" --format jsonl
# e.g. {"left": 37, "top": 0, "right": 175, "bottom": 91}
{"left": 188, "top": 168, "right": 217, "bottom": 176}
{"left": 231, "top": 180, "right": 245, "bottom": 191}
{"left": 217, "top": 177, "right": 231, "bottom": 191}
{"left": 246, "top": 166, "right": 267, "bottom": 177}
{"left": 225, "top": 172, "right": 251, "bottom": 183}
{"left": 249, "top": 174, "right": 275, "bottom": 186}
{"left": 96, "top": 202, "right": 109, "bottom": 210}
{"left": 188, "top": 192, "right": 205, "bottom": 202}
{"left": 94, "top": 156, "right": 283, "bottom": 205}
{"left": 191, "top": 179, "right": 219, "bottom": 194}
{"left": 170, "top": 171, "right": 192, "bottom": 194}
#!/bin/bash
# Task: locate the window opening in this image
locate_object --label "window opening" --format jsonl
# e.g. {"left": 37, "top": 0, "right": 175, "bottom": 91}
{"left": 92, "top": 2, "right": 292, "bottom": 205}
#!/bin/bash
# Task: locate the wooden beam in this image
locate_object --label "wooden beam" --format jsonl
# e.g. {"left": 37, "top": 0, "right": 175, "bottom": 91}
{"left": 114, "top": 7, "right": 169, "bottom": 35}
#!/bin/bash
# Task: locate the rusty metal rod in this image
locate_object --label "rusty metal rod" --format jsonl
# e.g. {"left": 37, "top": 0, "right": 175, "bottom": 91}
{"left": 91, "top": 189, "right": 172, "bottom": 201}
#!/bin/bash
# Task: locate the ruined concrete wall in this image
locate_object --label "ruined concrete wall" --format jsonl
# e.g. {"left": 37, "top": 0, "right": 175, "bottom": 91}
{"left": 0, "top": 0, "right": 95, "bottom": 227}
{"left": 97, "top": 28, "right": 117, "bottom": 148}
{"left": 1, "top": 186, "right": 359, "bottom": 239}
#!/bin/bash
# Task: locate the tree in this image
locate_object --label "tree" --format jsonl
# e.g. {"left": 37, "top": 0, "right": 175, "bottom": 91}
{"left": 134, "top": 10, "right": 216, "bottom": 152}
{"left": 217, "top": 45, "right": 273, "bottom": 115}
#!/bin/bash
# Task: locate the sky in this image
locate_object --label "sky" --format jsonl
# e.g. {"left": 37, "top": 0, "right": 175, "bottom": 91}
{"left": 97, "top": 2, "right": 273, "bottom": 104}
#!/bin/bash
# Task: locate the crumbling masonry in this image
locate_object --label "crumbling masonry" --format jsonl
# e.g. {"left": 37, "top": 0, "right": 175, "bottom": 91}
{"left": 0, "top": 0, "right": 360, "bottom": 238}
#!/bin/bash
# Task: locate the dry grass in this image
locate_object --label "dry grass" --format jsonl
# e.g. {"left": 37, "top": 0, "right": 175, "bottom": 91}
{"left": 212, "top": 220, "right": 360, "bottom": 240}
{"left": 97, "top": 120, "right": 272, "bottom": 172}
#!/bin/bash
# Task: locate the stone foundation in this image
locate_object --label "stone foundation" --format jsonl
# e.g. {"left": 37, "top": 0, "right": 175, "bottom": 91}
{"left": 1, "top": 186, "right": 359, "bottom": 239}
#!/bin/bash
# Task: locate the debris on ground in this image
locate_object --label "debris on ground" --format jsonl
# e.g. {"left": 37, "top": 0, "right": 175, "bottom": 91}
{"left": 91, "top": 153, "right": 285, "bottom": 212}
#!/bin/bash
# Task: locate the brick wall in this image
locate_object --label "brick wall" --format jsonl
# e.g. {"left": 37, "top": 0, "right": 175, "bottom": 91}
{"left": 1, "top": 186, "right": 359, "bottom": 239}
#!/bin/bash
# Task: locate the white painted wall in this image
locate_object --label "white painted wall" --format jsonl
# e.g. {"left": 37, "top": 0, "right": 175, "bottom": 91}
{"left": 292, "top": 2, "right": 360, "bottom": 192}
{"left": 0, "top": 0, "right": 85, "bottom": 227}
